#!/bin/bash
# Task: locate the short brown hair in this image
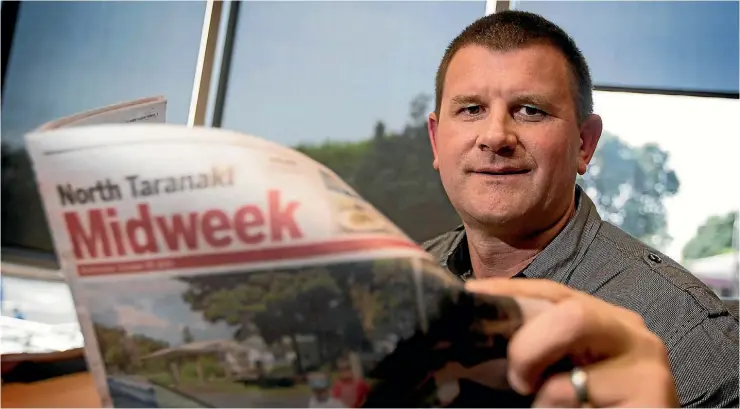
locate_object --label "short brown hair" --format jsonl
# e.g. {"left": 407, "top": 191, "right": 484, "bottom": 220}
{"left": 435, "top": 10, "right": 593, "bottom": 123}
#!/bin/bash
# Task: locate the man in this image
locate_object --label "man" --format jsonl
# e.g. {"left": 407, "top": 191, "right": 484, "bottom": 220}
{"left": 423, "top": 10, "right": 738, "bottom": 407}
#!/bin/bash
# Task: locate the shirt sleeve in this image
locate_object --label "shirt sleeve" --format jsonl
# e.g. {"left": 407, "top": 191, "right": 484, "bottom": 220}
{"left": 668, "top": 314, "right": 739, "bottom": 408}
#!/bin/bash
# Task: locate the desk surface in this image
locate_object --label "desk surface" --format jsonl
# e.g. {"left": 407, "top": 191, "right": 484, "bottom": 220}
{"left": 1, "top": 371, "right": 101, "bottom": 408}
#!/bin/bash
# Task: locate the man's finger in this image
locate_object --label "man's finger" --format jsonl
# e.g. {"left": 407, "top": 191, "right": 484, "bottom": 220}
{"left": 465, "top": 278, "right": 577, "bottom": 303}
{"left": 506, "top": 298, "right": 632, "bottom": 395}
{"left": 532, "top": 358, "right": 678, "bottom": 408}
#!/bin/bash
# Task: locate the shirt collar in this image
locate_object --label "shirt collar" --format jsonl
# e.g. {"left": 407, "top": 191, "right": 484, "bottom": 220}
{"left": 443, "top": 185, "right": 602, "bottom": 282}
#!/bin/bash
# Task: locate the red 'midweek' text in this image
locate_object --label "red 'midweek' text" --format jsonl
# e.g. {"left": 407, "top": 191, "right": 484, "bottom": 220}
{"left": 63, "top": 189, "right": 302, "bottom": 260}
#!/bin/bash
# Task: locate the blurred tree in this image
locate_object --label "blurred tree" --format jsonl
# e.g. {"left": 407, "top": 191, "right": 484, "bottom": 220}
{"left": 181, "top": 325, "right": 194, "bottom": 344}
{"left": 682, "top": 211, "right": 738, "bottom": 261}
{"left": 578, "top": 132, "right": 680, "bottom": 248}
{"left": 295, "top": 139, "right": 371, "bottom": 187}
{"left": 373, "top": 120, "right": 386, "bottom": 141}
{"left": 408, "top": 94, "right": 432, "bottom": 126}
{"left": 93, "top": 324, "right": 170, "bottom": 374}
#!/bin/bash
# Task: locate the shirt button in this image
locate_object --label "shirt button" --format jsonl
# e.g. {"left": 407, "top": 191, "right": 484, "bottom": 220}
{"left": 648, "top": 253, "right": 662, "bottom": 263}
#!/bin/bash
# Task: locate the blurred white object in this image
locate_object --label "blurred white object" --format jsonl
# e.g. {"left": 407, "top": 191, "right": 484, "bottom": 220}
{"left": 685, "top": 252, "right": 739, "bottom": 298}
{"left": 0, "top": 315, "right": 84, "bottom": 355}
{"left": 0, "top": 274, "right": 78, "bottom": 324}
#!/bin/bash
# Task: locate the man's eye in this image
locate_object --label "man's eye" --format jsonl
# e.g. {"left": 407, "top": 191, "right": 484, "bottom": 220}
{"left": 516, "top": 105, "right": 546, "bottom": 118}
{"left": 460, "top": 105, "right": 482, "bottom": 116}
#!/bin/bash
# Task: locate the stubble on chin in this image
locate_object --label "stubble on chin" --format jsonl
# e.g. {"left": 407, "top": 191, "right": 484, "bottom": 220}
{"left": 454, "top": 179, "right": 538, "bottom": 227}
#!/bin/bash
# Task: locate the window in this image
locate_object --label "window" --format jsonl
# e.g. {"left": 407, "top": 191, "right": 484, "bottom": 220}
{"left": 590, "top": 91, "right": 739, "bottom": 265}
{"left": 1, "top": 1, "right": 206, "bottom": 266}
{"left": 215, "top": 1, "right": 486, "bottom": 243}
{"left": 512, "top": 0, "right": 739, "bottom": 95}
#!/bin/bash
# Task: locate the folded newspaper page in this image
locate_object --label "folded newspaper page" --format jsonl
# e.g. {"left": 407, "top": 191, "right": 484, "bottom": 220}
{"left": 25, "top": 121, "right": 552, "bottom": 408}
{"left": 36, "top": 96, "right": 167, "bottom": 130}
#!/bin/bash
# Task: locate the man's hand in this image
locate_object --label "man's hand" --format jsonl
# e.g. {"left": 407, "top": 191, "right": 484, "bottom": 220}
{"left": 465, "top": 278, "right": 679, "bottom": 408}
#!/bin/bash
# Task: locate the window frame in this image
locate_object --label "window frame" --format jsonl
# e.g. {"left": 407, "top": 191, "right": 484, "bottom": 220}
{"left": 1, "top": 1, "right": 21, "bottom": 91}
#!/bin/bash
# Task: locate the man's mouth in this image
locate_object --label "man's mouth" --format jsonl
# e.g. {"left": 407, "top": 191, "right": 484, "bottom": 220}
{"left": 472, "top": 167, "right": 531, "bottom": 176}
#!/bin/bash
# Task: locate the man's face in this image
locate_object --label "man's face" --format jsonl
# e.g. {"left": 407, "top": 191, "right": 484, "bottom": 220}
{"left": 428, "top": 44, "right": 601, "bottom": 233}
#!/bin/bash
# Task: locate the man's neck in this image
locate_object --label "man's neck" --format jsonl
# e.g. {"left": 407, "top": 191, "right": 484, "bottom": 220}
{"left": 465, "top": 199, "right": 576, "bottom": 279}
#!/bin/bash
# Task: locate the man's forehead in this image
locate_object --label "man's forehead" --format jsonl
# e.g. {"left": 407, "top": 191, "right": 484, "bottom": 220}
{"left": 443, "top": 43, "right": 573, "bottom": 100}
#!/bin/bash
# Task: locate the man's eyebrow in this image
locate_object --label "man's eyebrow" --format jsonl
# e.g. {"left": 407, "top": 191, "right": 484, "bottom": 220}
{"left": 450, "top": 94, "right": 483, "bottom": 106}
{"left": 449, "top": 93, "right": 555, "bottom": 107}
{"left": 511, "top": 93, "right": 553, "bottom": 108}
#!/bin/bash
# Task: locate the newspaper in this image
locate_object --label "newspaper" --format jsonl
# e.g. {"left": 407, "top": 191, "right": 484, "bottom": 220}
{"left": 24, "top": 99, "right": 553, "bottom": 408}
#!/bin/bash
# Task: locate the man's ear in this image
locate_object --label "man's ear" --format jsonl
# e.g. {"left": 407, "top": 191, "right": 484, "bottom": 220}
{"left": 428, "top": 112, "right": 440, "bottom": 171}
{"left": 577, "top": 114, "right": 603, "bottom": 175}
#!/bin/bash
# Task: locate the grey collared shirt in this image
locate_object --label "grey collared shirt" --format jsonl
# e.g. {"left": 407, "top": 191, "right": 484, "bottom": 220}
{"left": 423, "top": 186, "right": 739, "bottom": 407}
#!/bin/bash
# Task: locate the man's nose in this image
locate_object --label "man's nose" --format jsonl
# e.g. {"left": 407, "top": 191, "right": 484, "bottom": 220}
{"left": 476, "top": 110, "right": 517, "bottom": 154}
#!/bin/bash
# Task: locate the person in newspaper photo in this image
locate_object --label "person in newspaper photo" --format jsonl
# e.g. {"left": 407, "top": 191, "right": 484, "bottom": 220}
{"left": 423, "top": 10, "right": 739, "bottom": 408}
{"left": 308, "top": 372, "right": 346, "bottom": 408}
{"left": 331, "top": 357, "right": 370, "bottom": 408}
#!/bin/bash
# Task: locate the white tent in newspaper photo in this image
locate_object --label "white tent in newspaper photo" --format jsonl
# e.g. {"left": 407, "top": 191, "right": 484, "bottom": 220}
{"left": 142, "top": 338, "right": 276, "bottom": 385}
